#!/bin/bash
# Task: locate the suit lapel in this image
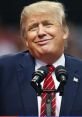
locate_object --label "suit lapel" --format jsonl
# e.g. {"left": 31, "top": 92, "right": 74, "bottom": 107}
{"left": 16, "top": 52, "right": 38, "bottom": 115}
{"left": 60, "top": 55, "right": 80, "bottom": 115}
{"left": 16, "top": 52, "right": 80, "bottom": 115}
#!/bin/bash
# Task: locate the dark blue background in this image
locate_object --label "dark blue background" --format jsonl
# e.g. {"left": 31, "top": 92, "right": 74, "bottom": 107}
{"left": 0, "top": 0, "right": 82, "bottom": 26}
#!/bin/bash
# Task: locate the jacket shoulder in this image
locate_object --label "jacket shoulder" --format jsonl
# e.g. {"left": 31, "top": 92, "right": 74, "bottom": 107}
{"left": 65, "top": 54, "right": 82, "bottom": 67}
{"left": 0, "top": 50, "right": 29, "bottom": 66}
{"left": 66, "top": 54, "right": 82, "bottom": 61}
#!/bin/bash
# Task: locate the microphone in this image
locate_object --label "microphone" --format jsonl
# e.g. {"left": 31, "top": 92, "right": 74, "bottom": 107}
{"left": 55, "top": 65, "right": 68, "bottom": 83}
{"left": 31, "top": 66, "right": 48, "bottom": 95}
{"left": 55, "top": 65, "right": 68, "bottom": 95}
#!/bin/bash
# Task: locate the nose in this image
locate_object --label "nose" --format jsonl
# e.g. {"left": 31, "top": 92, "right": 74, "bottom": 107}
{"left": 37, "top": 24, "right": 46, "bottom": 37}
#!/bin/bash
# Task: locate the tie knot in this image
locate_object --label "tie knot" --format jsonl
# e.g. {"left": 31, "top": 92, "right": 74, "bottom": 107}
{"left": 48, "top": 65, "right": 55, "bottom": 73}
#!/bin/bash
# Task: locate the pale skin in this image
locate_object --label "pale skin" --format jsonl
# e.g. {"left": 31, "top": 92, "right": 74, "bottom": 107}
{"left": 24, "top": 12, "right": 68, "bottom": 64}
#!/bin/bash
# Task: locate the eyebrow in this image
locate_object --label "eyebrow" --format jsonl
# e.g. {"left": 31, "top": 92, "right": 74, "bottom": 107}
{"left": 28, "top": 23, "right": 38, "bottom": 29}
{"left": 28, "top": 20, "right": 53, "bottom": 27}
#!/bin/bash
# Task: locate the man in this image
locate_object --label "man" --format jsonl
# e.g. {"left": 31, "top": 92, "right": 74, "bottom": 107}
{"left": 0, "top": 1, "right": 82, "bottom": 116}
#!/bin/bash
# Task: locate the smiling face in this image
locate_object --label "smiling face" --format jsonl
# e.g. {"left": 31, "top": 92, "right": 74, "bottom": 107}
{"left": 25, "top": 12, "right": 68, "bottom": 64}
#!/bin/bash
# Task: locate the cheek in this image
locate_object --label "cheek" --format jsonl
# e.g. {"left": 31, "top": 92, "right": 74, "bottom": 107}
{"left": 26, "top": 33, "right": 37, "bottom": 48}
{"left": 27, "top": 32, "right": 37, "bottom": 41}
{"left": 52, "top": 32, "right": 65, "bottom": 47}
{"left": 24, "top": 34, "right": 32, "bottom": 47}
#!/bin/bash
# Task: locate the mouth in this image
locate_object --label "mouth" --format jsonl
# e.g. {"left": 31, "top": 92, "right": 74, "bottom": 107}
{"left": 35, "top": 39, "right": 52, "bottom": 45}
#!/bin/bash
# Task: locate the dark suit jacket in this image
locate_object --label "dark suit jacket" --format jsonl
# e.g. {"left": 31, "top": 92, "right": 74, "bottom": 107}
{"left": 0, "top": 51, "right": 82, "bottom": 116}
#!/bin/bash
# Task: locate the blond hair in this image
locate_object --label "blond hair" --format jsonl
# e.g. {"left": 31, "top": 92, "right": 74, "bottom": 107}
{"left": 20, "top": 1, "right": 68, "bottom": 39}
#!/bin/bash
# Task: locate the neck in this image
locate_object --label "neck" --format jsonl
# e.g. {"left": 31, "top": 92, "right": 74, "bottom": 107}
{"left": 36, "top": 54, "right": 63, "bottom": 64}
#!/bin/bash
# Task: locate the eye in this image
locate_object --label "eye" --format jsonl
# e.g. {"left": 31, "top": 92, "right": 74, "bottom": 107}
{"left": 28, "top": 24, "right": 38, "bottom": 31}
{"left": 43, "top": 22, "right": 53, "bottom": 28}
{"left": 45, "top": 23, "right": 53, "bottom": 28}
{"left": 28, "top": 27, "right": 38, "bottom": 31}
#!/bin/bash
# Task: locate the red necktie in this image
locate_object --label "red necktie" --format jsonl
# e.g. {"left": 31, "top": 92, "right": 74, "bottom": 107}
{"left": 40, "top": 65, "right": 56, "bottom": 116}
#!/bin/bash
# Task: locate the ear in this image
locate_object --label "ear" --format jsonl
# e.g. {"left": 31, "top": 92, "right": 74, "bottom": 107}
{"left": 62, "top": 25, "right": 69, "bottom": 48}
{"left": 24, "top": 38, "right": 28, "bottom": 49}
{"left": 25, "top": 41, "right": 28, "bottom": 47}
{"left": 63, "top": 25, "right": 69, "bottom": 40}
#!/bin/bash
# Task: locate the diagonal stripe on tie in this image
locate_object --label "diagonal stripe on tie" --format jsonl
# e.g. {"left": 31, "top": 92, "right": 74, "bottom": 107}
{"left": 40, "top": 65, "right": 56, "bottom": 116}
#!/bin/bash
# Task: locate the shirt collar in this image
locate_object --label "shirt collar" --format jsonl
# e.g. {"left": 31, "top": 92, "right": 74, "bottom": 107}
{"left": 35, "top": 54, "right": 65, "bottom": 70}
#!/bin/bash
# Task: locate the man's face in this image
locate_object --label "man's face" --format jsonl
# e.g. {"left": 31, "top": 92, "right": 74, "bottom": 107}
{"left": 25, "top": 12, "right": 68, "bottom": 63}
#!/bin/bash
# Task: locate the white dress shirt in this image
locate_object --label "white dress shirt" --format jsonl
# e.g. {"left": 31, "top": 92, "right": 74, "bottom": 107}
{"left": 35, "top": 54, "right": 65, "bottom": 116}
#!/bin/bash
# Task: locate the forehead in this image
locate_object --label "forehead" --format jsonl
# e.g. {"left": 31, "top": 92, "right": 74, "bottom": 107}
{"left": 26, "top": 12, "right": 56, "bottom": 24}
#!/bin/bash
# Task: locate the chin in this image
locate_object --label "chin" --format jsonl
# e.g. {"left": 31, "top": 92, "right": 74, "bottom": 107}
{"left": 41, "top": 46, "right": 51, "bottom": 52}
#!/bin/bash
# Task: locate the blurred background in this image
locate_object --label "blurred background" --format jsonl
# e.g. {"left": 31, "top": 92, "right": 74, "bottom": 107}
{"left": 0, "top": 0, "right": 82, "bottom": 58}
